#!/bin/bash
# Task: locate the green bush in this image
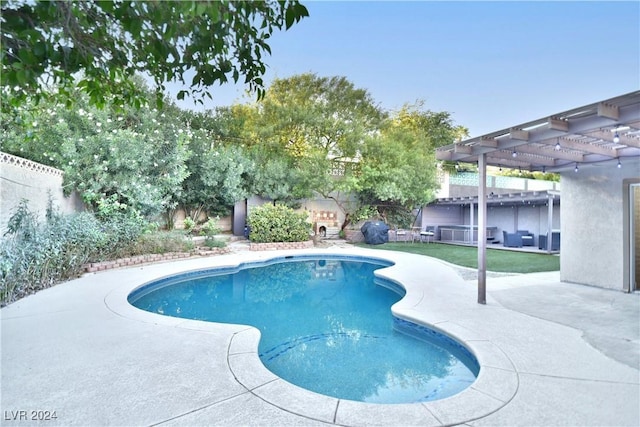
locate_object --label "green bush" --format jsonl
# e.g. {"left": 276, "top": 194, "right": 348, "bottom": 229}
{"left": 199, "top": 216, "right": 225, "bottom": 248}
{"left": 203, "top": 238, "right": 226, "bottom": 249}
{"left": 247, "top": 203, "right": 311, "bottom": 243}
{"left": 128, "top": 231, "right": 194, "bottom": 255}
{"left": 0, "top": 201, "right": 147, "bottom": 306}
{"left": 200, "top": 217, "right": 221, "bottom": 238}
{"left": 2, "top": 204, "right": 99, "bottom": 306}
{"left": 183, "top": 217, "right": 196, "bottom": 234}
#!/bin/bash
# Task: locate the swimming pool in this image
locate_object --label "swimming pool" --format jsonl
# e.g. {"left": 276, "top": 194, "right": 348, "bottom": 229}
{"left": 128, "top": 255, "right": 479, "bottom": 403}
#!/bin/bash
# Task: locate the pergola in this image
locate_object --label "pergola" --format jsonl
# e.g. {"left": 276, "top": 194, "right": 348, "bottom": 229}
{"left": 435, "top": 91, "right": 640, "bottom": 304}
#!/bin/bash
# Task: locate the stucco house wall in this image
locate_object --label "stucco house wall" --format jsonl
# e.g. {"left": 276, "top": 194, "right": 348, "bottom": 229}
{"left": 561, "top": 162, "right": 639, "bottom": 290}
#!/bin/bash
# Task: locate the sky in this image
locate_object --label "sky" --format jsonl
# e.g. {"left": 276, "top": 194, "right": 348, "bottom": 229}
{"left": 170, "top": 1, "right": 640, "bottom": 138}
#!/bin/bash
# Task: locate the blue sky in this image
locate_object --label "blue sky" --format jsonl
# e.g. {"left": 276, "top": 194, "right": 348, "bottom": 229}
{"left": 173, "top": 1, "right": 640, "bottom": 138}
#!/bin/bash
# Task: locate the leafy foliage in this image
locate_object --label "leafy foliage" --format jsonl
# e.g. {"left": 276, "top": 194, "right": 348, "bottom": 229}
{"left": 1, "top": 72, "right": 468, "bottom": 233}
{"left": 1, "top": 0, "right": 309, "bottom": 109}
{"left": 181, "top": 137, "right": 251, "bottom": 218}
{"left": 0, "top": 201, "right": 193, "bottom": 306}
{"left": 129, "top": 231, "right": 195, "bottom": 255}
{"left": 247, "top": 203, "right": 311, "bottom": 243}
{"left": 1, "top": 85, "right": 191, "bottom": 220}
{"left": 1, "top": 202, "right": 134, "bottom": 305}
{"left": 248, "top": 149, "right": 310, "bottom": 206}
{"left": 356, "top": 103, "right": 465, "bottom": 223}
{"left": 183, "top": 217, "right": 196, "bottom": 234}
{"left": 240, "top": 74, "right": 385, "bottom": 198}
{"left": 199, "top": 216, "right": 225, "bottom": 248}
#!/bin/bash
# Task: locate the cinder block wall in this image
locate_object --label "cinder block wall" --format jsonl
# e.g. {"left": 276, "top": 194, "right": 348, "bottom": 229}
{"left": 1, "top": 152, "right": 84, "bottom": 234}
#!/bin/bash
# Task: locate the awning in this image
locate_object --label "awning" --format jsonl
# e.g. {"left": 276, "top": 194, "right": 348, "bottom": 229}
{"left": 436, "top": 91, "right": 640, "bottom": 172}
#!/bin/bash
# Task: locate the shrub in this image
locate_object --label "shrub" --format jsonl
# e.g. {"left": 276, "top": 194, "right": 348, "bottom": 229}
{"left": 203, "top": 238, "right": 226, "bottom": 249}
{"left": 0, "top": 201, "right": 147, "bottom": 306}
{"left": 247, "top": 203, "right": 311, "bottom": 243}
{"left": 93, "top": 213, "right": 147, "bottom": 260}
{"left": 1, "top": 203, "right": 106, "bottom": 306}
{"left": 200, "top": 216, "right": 225, "bottom": 248}
{"left": 128, "top": 231, "right": 194, "bottom": 255}
{"left": 183, "top": 216, "right": 196, "bottom": 234}
{"left": 200, "top": 217, "right": 221, "bottom": 238}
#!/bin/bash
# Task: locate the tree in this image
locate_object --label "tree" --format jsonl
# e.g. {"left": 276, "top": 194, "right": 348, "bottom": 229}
{"left": 356, "top": 103, "right": 465, "bottom": 226}
{"left": 1, "top": 86, "right": 191, "bottom": 220}
{"left": 255, "top": 73, "right": 384, "bottom": 161}
{"left": 249, "top": 148, "right": 310, "bottom": 206}
{"left": 181, "top": 135, "right": 253, "bottom": 219}
{"left": 174, "top": 107, "right": 255, "bottom": 220}
{"left": 238, "top": 73, "right": 385, "bottom": 210}
{"left": 1, "top": 0, "right": 308, "bottom": 110}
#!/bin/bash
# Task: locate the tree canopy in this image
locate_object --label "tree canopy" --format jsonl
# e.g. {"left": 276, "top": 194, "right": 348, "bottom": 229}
{"left": 1, "top": 0, "right": 308, "bottom": 109}
{"left": 356, "top": 104, "right": 463, "bottom": 226}
{"left": 233, "top": 75, "right": 466, "bottom": 225}
{"left": 234, "top": 73, "right": 385, "bottom": 208}
{"left": 1, "top": 83, "right": 191, "bottom": 219}
{"left": 1, "top": 72, "right": 468, "bottom": 230}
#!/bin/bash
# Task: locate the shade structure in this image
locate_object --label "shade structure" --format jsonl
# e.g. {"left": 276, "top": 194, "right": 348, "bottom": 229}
{"left": 436, "top": 91, "right": 640, "bottom": 172}
{"left": 436, "top": 91, "right": 640, "bottom": 304}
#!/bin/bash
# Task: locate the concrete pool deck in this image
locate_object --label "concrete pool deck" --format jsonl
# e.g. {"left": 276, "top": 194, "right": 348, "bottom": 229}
{"left": 1, "top": 245, "right": 639, "bottom": 426}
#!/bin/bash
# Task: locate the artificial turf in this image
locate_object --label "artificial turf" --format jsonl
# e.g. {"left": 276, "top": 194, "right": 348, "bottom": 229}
{"left": 357, "top": 242, "right": 560, "bottom": 273}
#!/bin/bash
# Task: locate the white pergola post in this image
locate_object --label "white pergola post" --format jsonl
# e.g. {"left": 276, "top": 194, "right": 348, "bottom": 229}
{"left": 478, "top": 153, "right": 487, "bottom": 304}
{"left": 469, "top": 201, "right": 474, "bottom": 243}
{"left": 546, "top": 193, "right": 554, "bottom": 253}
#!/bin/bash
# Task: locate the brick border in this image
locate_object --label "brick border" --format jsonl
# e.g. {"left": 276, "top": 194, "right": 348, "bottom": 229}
{"left": 82, "top": 248, "right": 231, "bottom": 273}
{"left": 249, "top": 240, "right": 314, "bottom": 251}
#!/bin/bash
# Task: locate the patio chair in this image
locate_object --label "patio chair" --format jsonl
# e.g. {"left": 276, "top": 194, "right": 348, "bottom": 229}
{"left": 516, "top": 230, "right": 535, "bottom": 246}
{"left": 503, "top": 231, "right": 523, "bottom": 248}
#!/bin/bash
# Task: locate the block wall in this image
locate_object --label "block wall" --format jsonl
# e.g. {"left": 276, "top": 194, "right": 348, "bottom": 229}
{"left": 1, "top": 152, "right": 84, "bottom": 234}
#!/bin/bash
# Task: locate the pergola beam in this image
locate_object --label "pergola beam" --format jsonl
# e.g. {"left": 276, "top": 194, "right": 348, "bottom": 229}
{"left": 548, "top": 117, "right": 569, "bottom": 131}
{"left": 486, "top": 156, "right": 532, "bottom": 169}
{"left": 435, "top": 91, "right": 640, "bottom": 171}
{"left": 454, "top": 143, "right": 472, "bottom": 154}
{"left": 597, "top": 102, "right": 619, "bottom": 120}
{"left": 512, "top": 144, "right": 584, "bottom": 162}
{"left": 491, "top": 150, "right": 558, "bottom": 166}
{"left": 585, "top": 129, "right": 640, "bottom": 148}
{"left": 555, "top": 137, "right": 620, "bottom": 156}
{"left": 616, "top": 136, "right": 640, "bottom": 149}
{"left": 509, "top": 129, "right": 530, "bottom": 141}
{"left": 478, "top": 137, "right": 498, "bottom": 148}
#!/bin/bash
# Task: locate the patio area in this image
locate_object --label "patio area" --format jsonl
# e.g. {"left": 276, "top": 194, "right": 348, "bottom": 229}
{"left": 1, "top": 245, "right": 638, "bottom": 426}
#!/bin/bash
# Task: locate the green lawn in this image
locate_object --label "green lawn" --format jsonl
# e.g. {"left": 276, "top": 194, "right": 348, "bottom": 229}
{"left": 357, "top": 242, "right": 559, "bottom": 274}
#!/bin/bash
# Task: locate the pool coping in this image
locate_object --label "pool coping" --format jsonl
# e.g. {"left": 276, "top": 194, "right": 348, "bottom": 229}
{"left": 104, "top": 247, "right": 519, "bottom": 426}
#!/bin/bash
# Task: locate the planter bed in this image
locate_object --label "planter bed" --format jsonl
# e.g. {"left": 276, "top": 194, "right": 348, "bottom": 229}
{"left": 83, "top": 248, "right": 231, "bottom": 273}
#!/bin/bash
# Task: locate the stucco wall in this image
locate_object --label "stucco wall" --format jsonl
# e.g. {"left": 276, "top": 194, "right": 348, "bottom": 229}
{"left": 561, "top": 161, "right": 639, "bottom": 290}
{"left": 634, "top": 186, "right": 640, "bottom": 289}
{"left": 1, "top": 152, "right": 84, "bottom": 234}
{"left": 243, "top": 193, "right": 360, "bottom": 238}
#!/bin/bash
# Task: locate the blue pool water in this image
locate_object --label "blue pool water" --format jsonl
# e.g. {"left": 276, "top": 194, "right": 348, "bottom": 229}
{"left": 128, "top": 256, "right": 479, "bottom": 403}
